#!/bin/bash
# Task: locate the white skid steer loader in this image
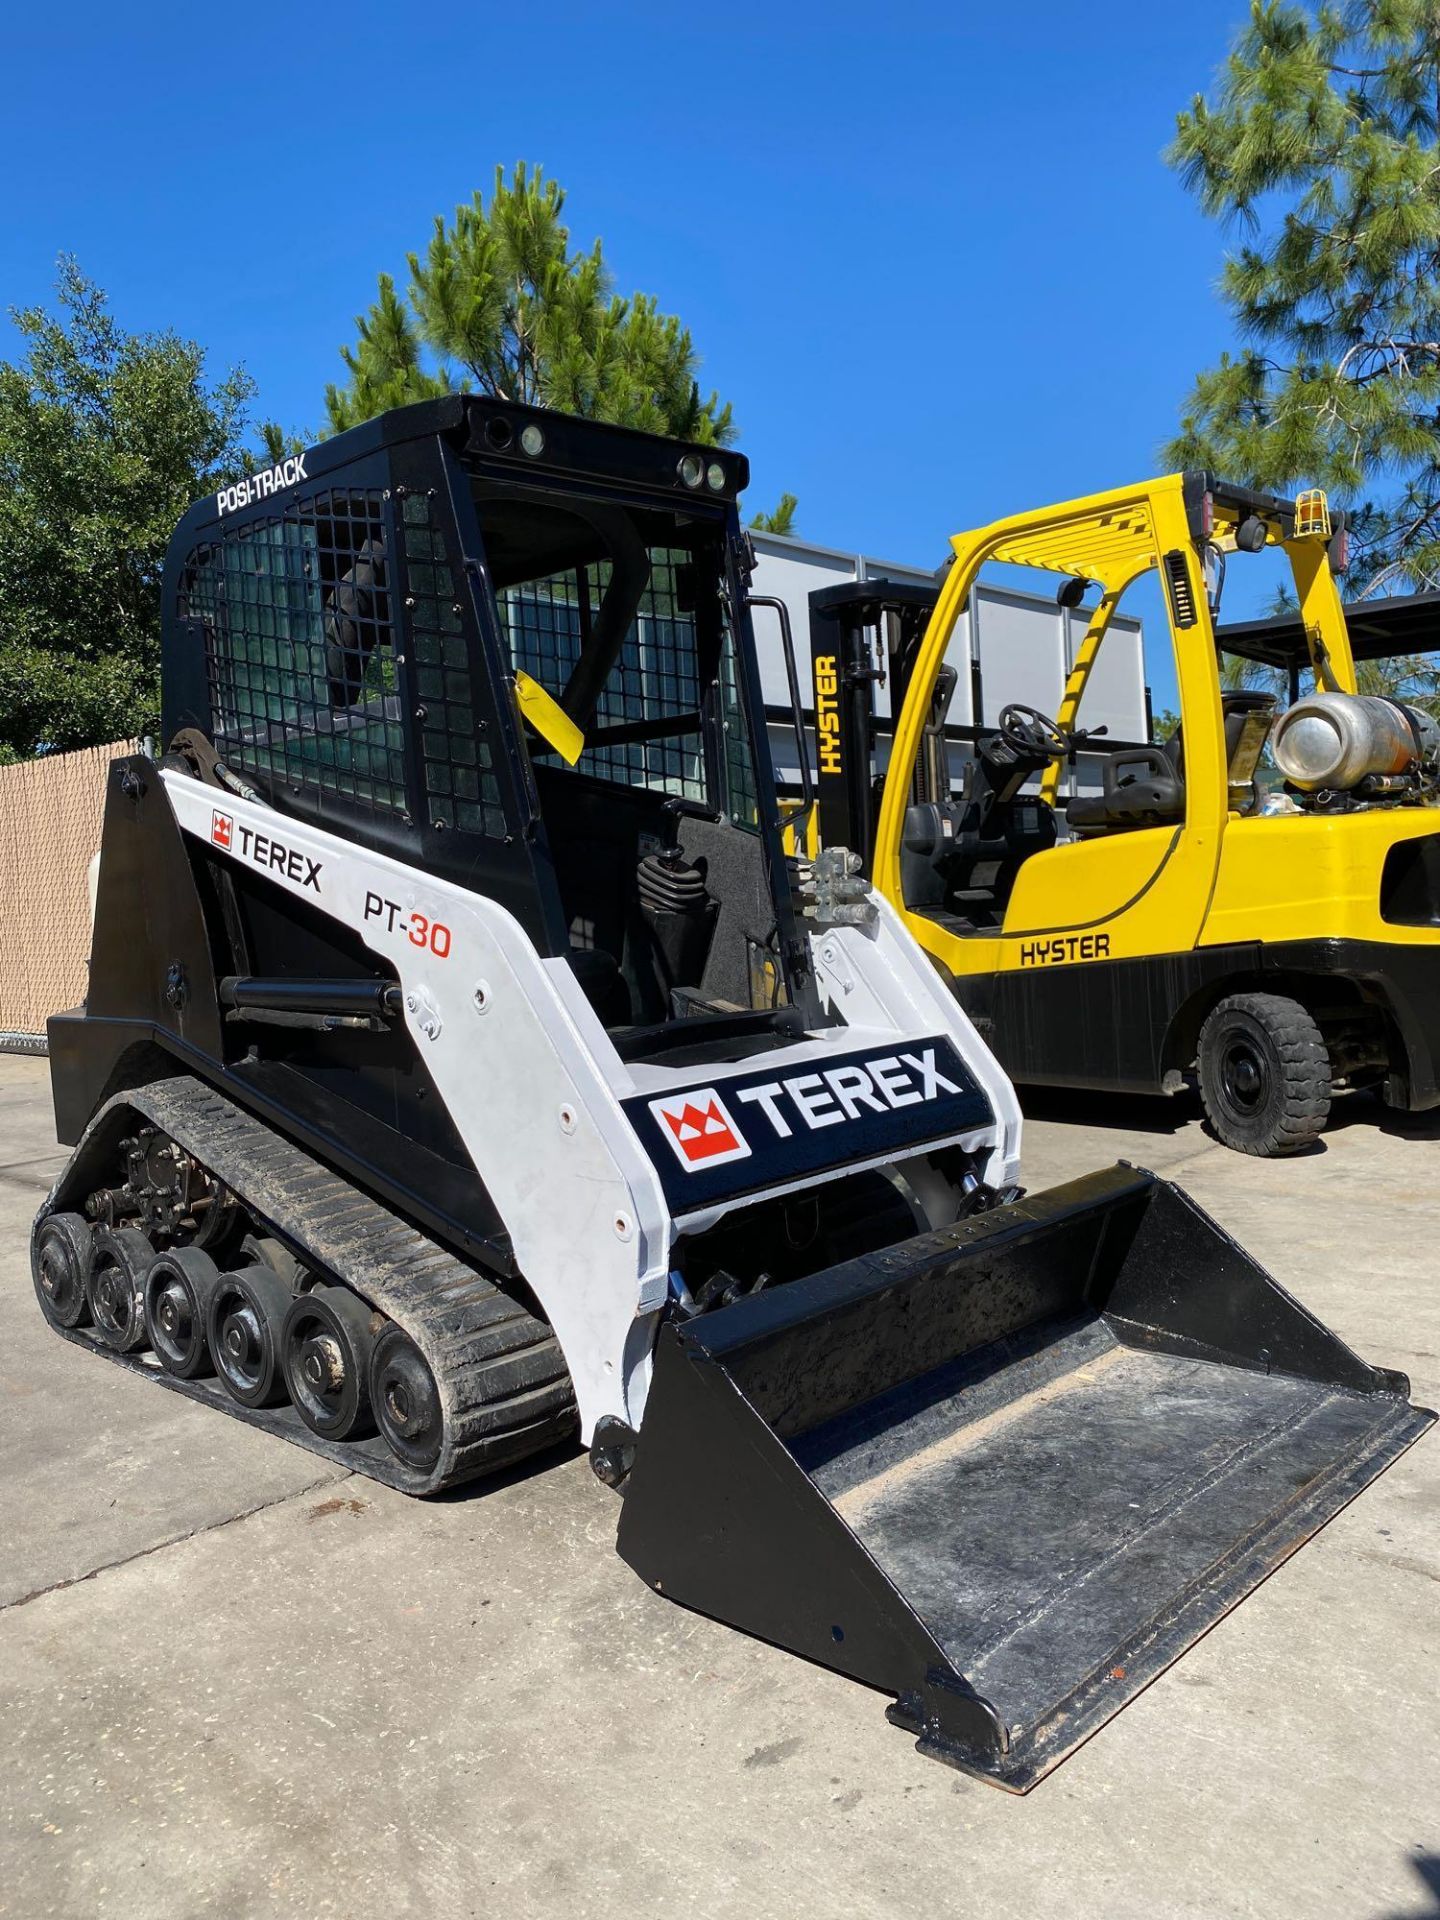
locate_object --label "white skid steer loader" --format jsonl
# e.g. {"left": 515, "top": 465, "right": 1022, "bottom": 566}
{"left": 32, "top": 397, "right": 1431, "bottom": 1789}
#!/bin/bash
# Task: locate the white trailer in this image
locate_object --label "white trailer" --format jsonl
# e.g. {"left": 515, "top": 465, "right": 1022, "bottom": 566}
{"left": 746, "top": 528, "right": 1151, "bottom": 804}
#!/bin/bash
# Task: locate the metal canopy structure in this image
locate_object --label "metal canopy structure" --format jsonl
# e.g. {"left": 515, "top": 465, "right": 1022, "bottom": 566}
{"left": 1218, "top": 591, "right": 1440, "bottom": 669}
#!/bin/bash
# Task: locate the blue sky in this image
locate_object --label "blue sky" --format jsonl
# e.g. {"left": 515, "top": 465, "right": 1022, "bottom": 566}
{"left": 4, "top": 0, "right": 1261, "bottom": 707}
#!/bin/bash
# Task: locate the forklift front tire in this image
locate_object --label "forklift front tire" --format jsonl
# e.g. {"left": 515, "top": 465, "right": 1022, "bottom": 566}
{"left": 1197, "top": 992, "right": 1332, "bottom": 1157}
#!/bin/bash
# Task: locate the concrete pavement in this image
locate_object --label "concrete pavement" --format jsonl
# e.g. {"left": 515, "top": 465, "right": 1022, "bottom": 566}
{"left": 1, "top": 1051, "right": 1436, "bottom": 1919}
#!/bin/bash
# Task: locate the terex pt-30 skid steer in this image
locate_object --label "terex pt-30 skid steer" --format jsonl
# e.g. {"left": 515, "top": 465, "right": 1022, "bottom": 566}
{"left": 33, "top": 399, "right": 1432, "bottom": 1789}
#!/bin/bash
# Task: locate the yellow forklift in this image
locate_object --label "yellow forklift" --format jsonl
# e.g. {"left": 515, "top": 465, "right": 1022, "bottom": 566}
{"left": 807, "top": 473, "right": 1440, "bottom": 1154}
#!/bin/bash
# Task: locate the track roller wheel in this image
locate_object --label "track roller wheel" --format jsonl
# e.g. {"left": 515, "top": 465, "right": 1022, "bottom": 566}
{"left": 144, "top": 1247, "right": 222, "bottom": 1379}
{"left": 282, "top": 1287, "right": 378, "bottom": 1442}
{"left": 86, "top": 1226, "right": 155, "bottom": 1352}
{"left": 33, "top": 1212, "right": 95, "bottom": 1331}
{"left": 208, "top": 1262, "right": 292, "bottom": 1408}
{"left": 191, "top": 1180, "right": 243, "bottom": 1259}
{"left": 369, "top": 1326, "right": 443, "bottom": 1470}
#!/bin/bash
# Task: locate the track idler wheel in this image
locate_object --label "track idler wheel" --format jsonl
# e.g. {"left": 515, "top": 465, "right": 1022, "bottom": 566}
{"left": 208, "top": 1262, "right": 292, "bottom": 1408}
{"left": 86, "top": 1226, "right": 155, "bottom": 1352}
{"left": 33, "top": 1212, "right": 95, "bottom": 1331}
{"left": 144, "top": 1247, "right": 222, "bottom": 1379}
{"left": 282, "top": 1287, "right": 378, "bottom": 1443}
{"left": 369, "top": 1326, "right": 443, "bottom": 1470}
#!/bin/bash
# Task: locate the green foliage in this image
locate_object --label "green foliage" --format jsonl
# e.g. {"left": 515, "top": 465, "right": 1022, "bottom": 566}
{"left": 0, "top": 260, "right": 256, "bottom": 756}
{"left": 1220, "top": 652, "right": 1282, "bottom": 696}
{"left": 1356, "top": 649, "right": 1440, "bottom": 712}
{"left": 327, "top": 164, "right": 735, "bottom": 445}
{"left": 1150, "top": 706, "right": 1181, "bottom": 743}
{"left": 750, "top": 492, "right": 799, "bottom": 536}
{"left": 1220, "top": 647, "right": 1439, "bottom": 716}
{"left": 1167, "top": 2, "right": 1440, "bottom": 601}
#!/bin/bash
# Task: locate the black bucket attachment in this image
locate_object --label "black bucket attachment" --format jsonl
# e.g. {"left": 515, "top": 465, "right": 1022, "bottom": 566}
{"left": 618, "top": 1165, "right": 1433, "bottom": 1790}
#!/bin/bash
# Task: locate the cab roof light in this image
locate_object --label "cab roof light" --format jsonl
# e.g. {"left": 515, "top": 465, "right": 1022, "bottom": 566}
{"left": 1295, "top": 488, "right": 1332, "bottom": 539}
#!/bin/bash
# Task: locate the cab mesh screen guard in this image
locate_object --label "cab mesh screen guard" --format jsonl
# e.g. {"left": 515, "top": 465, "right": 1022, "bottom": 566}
{"left": 617, "top": 1164, "right": 1433, "bottom": 1790}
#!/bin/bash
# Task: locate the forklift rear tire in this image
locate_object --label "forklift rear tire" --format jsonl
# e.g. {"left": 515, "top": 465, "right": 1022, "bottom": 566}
{"left": 1197, "top": 992, "right": 1331, "bottom": 1157}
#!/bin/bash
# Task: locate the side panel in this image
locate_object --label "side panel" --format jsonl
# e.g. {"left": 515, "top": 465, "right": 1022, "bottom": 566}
{"left": 1203, "top": 812, "right": 1440, "bottom": 949}
{"left": 56, "top": 754, "right": 224, "bottom": 1085}
{"left": 997, "top": 825, "right": 1182, "bottom": 943}
{"left": 954, "top": 933, "right": 1440, "bottom": 1104}
{"left": 951, "top": 945, "right": 1263, "bottom": 1094}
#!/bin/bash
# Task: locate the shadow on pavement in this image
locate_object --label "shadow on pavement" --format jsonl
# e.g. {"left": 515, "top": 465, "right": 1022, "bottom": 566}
{"left": 1324, "top": 1090, "right": 1440, "bottom": 1142}
{"left": 1019, "top": 1082, "right": 1201, "bottom": 1138}
{"left": 427, "top": 1433, "right": 585, "bottom": 1504}
{"left": 1379, "top": 1853, "right": 1440, "bottom": 1920}
{"left": 1020, "top": 1079, "right": 1440, "bottom": 1153}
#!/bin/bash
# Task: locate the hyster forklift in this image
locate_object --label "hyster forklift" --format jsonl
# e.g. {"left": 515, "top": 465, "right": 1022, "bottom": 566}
{"left": 31, "top": 405, "right": 1432, "bottom": 1790}
{"left": 810, "top": 474, "right": 1440, "bottom": 1154}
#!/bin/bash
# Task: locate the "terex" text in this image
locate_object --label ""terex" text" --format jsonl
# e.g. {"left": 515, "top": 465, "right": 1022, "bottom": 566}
{"left": 736, "top": 1047, "right": 960, "bottom": 1138}
{"left": 232, "top": 823, "right": 322, "bottom": 892}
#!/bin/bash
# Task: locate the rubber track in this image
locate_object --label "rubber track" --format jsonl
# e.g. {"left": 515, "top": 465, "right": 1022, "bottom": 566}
{"left": 34, "top": 1076, "right": 578, "bottom": 1494}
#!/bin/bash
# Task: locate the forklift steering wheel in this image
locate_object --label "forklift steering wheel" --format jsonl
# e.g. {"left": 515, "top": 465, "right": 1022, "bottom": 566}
{"left": 997, "top": 703, "right": 1070, "bottom": 762}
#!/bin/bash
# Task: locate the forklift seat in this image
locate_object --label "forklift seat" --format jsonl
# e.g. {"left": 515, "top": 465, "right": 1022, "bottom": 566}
{"left": 1065, "top": 734, "right": 1185, "bottom": 836}
{"left": 1065, "top": 694, "right": 1277, "bottom": 837}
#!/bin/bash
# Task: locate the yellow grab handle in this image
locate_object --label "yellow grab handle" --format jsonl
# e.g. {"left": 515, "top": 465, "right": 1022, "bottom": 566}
{"left": 514, "top": 670, "right": 585, "bottom": 766}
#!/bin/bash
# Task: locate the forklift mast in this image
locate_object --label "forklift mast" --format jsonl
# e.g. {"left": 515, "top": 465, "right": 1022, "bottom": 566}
{"left": 808, "top": 579, "right": 942, "bottom": 872}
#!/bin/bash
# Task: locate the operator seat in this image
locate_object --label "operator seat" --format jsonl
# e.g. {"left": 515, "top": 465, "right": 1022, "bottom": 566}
{"left": 1065, "top": 693, "right": 1277, "bottom": 836}
{"left": 1065, "top": 733, "right": 1185, "bottom": 836}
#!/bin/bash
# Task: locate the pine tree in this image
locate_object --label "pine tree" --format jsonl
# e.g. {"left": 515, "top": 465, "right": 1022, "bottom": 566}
{"left": 326, "top": 164, "right": 734, "bottom": 445}
{"left": 1167, "top": 2, "right": 1440, "bottom": 598}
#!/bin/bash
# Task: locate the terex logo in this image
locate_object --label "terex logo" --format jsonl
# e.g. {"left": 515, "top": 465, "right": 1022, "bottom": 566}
{"left": 649, "top": 1048, "right": 965, "bottom": 1175}
{"left": 209, "top": 816, "right": 323, "bottom": 893}
{"left": 649, "top": 1091, "right": 751, "bottom": 1171}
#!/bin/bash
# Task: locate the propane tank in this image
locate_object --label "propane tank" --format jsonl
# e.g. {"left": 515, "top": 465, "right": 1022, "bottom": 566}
{"left": 1271, "top": 692, "right": 1440, "bottom": 792}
